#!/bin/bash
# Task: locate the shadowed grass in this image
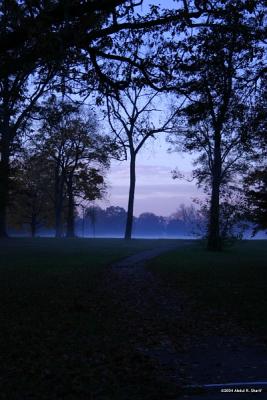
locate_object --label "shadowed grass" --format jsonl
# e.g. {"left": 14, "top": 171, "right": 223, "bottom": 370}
{"left": 0, "top": 237, "right": 180, "bottom": 270}
{"left": 149, "top": 240, "right": 267, "bottom": 335}
{"left": 0, "top": 237, "right": 183, "bottom": 399}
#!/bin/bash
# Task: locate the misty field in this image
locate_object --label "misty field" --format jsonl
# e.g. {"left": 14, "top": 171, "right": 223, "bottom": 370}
{"left": 149, "top": 240, "right": 267, "bottom": 335}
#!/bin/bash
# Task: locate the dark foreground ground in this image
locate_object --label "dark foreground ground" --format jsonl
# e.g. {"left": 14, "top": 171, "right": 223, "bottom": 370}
{"left": 147, "top": 240, "right": 267, "bottom": 399}
{"left": 0, "top": 239, "right": 266, "bottom": 399}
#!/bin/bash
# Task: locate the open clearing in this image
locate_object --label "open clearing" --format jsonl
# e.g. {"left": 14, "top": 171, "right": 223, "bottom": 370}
{"left": 0, "top": 239, "right": 266, "bottom": 399}
{"left": 0, "top": 238, "right": 183, "bottom": 399}
{"left": 149, "top": 240, "right": 267, "bottom": 335}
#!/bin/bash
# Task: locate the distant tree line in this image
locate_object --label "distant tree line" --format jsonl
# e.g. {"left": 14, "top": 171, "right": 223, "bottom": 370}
{"left": 0, "top": 0, "right": 266, "bottom": 249}
{"left": 10, "top": 203, "right": 205, "bottom": 238}
{"left": 80, "top": 202, "right": 252, "bottom": 240}
{"left": 82, "top": 204, "right": 205, "bottom": 238}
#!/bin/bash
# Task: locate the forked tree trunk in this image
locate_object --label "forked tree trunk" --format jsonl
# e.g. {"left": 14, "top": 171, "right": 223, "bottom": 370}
{"left": 124, "top": 153, "right": 136, "bottom": 240}
{"left": 207, "top": 132, "right": 222, "bottom": 251}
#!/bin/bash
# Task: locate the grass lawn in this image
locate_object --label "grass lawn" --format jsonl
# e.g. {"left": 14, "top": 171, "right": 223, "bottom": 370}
{"left": 149, "top": 240, "right": 267, "bottom": 336}
{"left": 2, "top": 238, "right": 266, "bottom": 398}
{"left": 0, "top": 237, "right": 179, "bottom": 270}
{"left": 0, "top": 237, "right": 181, "bottom": 399}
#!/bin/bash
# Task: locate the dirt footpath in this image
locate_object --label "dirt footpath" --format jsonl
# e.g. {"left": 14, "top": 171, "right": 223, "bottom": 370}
{"left": 105, "top": 243, "right": 267, "bottom": 399}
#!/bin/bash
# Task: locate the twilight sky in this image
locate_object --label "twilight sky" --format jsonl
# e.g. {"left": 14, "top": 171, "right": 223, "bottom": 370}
{"left": 99, "top": 135, "right": 205, "bottom": 217}
{"left": 97, "top": 0, "right": 205, "bottom": 217}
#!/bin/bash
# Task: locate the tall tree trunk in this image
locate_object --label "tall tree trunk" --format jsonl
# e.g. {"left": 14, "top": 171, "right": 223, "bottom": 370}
{"left": 66, "top": 178, "right": 75, "bottom": 238}
{"left": 125, "top": 153, "right": 136, "bottom": 240}
{"left": 0, "top": 136, "right": 10, "bottom": 237}
{"left": 208, "top": 177, "right": 221, "bottom": 251}
{"left": 207, "top": 132, "right": 222, "bottom": 251}
{"left": 54, "top": 166, "right": 64, "bottom": 238}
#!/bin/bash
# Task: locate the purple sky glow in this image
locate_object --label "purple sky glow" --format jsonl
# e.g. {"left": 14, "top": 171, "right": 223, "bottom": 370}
{"left": 98, "top": 136, "right": 205, "bottom": 216}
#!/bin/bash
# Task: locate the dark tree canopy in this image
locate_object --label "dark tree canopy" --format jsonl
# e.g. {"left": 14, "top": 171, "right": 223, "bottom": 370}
{"left": 0, "top": 0, "right": 204, "bottom": 237}
{"left": 10, "top": 151, "right": 53, "bottom": 237}
{"left": 243, "top": 79, "right": 267, "bottom": 234}
{"left": 0, "top": 0, "right": 266, "bottom": 244}
{"left": 167, "top": 0, "right": 265, "bottom": 249}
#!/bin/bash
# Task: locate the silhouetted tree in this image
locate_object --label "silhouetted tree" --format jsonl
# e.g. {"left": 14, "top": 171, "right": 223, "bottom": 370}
{"left": 166, "top": 204, "right": 205, "bottom": 237}
{"left": 243, "top": 79, "right": 267, "bottom": 234}
{"left": 245, "top": 171, "right": 267, "bottom": 235}
{"left": 1, "top": 1, "right": 208, "bottom": 84}
{"left": 0, "top": 51, "right": 55, "bottom": 236}
{"left": 107, "top": 86, "right": 176, "bottom": 239}
{"left": 0, "top": 0, "right": 240, "bottom": 237}
{"left": 85, "top": 206, "right": 106, "bottom": 236}
{"left": 2, "top": 0, "right": 264, "bottom": 240}
{"left": 35, "top": 97, "right": 112, "bottom": 237}
{"left": 168, "top": 2, "right": 265, "bottom": 250}
{"left": 10, "top": 152, "right": 53, "bottom": 237}
{"left": 86, "top": 206, "right": 97, "bottom": 238}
